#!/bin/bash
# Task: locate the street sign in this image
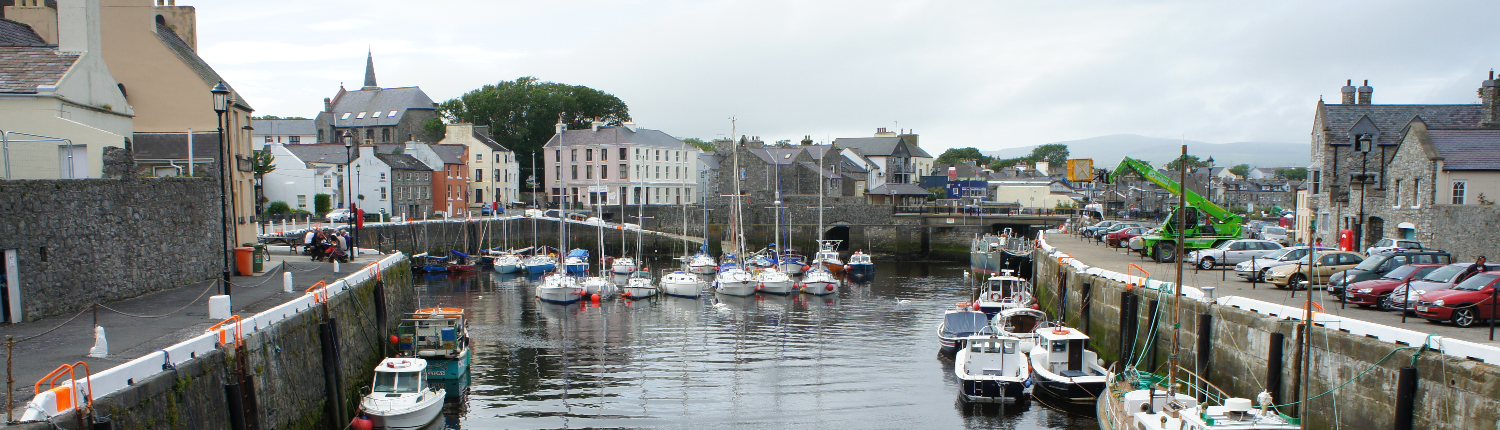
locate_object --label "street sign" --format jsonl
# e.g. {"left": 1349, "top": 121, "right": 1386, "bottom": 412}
{"left": 1066, "top": 158, "right": 1094, "bottom": 182}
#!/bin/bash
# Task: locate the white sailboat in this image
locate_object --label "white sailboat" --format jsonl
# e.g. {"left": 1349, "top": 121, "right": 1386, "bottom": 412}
{"left": 535, "top": 119, "right": 583, "bottom": 303}
{"left": 582, "top": 200, "right": 617, "bottom": 299}
{"left": 802, "top": 143, "right": 841, "bottom": 295}
{"left": 714, "top": 128, "right": 757, "bottom": 297}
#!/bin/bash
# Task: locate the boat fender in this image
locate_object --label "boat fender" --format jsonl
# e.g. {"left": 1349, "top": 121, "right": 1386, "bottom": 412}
{"left": 756, "top": 284, "right": 763, "bottom": 291}
{"left": 825, "top": 284, "right": 834, "bottom": 292}
{"left": 623, "top": 291, "right": 632, "bottom": 297}
{"left": 389, "top": 335, "right": 399, "bottom": 345}
{"left": 972, "top": 302, "right": 980, "bottom": 311}
{"left": 351, "top": 416, "right": 373, "bottom": 430}
{"left": 591, "top": 294, "right": 601, "bottom": 303}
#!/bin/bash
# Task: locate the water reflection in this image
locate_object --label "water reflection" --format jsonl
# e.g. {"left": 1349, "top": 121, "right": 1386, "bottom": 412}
{"left": 414, "top": 260, "right": 1098, "bottom": 429}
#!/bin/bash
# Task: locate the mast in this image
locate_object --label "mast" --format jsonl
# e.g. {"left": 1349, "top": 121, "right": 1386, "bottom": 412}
{"left": 555, "top": 116, "right": 568, "bottom": 276}
{"left": 773, "top": 151, "right": 783, "bottom": 260}
{"left": 1168, "top": 144, "right": 1186, "bottom": 401}
{"left": 680, "top": 136, "right": 691, "bottom": 258}
{"left": 728, "top": 117, "right": 744, "bottom": 259}
{"left": 530, "top": 151, "right": 538, "bottom": 255}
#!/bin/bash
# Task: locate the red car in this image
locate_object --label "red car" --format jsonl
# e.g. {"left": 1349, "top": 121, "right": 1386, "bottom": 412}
{"left": 1106, "top": 227, "right": 1149, "bottom": 248}
{"left": 1343, "top": 264, "right": 1442, "bottom": 310}
{"left": 1414, "top": 272, "right": 1500, "bottom": 327}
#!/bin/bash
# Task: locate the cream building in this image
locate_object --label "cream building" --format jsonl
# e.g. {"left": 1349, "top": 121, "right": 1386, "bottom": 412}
{"left": 542, "top": 121, "right": 699, "bottom": 207}
{"left": 437, "top": 123, "right": 519, "bottom": 212}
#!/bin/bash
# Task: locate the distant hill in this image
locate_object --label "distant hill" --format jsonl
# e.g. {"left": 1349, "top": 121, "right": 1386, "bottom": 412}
{"left": 983, "top": 134, "right": 1309, "bottom": 168}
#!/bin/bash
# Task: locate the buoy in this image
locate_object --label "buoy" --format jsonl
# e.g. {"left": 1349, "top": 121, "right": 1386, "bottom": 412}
{"left": 351, "top": 416, "right": 373, "bottom": 430}
{"left": 389, "top": 335, "right": 399, "bottom": 345}
{"left": 972, "top": 302, "right": 981, "bottom": 311}
{"left": 826, "top": 285, "right": 835, "bottom": 292}
{"left": 591, "top": 293, "right": 601, "bottom": 303}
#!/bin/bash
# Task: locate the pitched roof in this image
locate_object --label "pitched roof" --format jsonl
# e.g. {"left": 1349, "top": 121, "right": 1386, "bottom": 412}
{"left": 1426, "top": 129, "right": 1500, "bottom": 170}
{"left": 698, "top": 153, "right": 722, "bottom": 170}
{"left": 748, "top": 147, "right": 803, "bottom": 165}
{"left": 1319, "top": 103, "right": 1482, "bottom": 145}
{"left": 0, "top": 46, "right": 77, "bottom": 93}
{"left": 798, "top": 161, "right": 840, "bottom": 179}
{"left": 132, "top": 132, "right": 223, "bottom": 160}
{"left": 327, "top": 86, "right": 435, "bottom": 127}
{"left": 251, "top": 119, "right": 316, "bottom": 136}
{"left": 430, "top": 144, "right": 466, "bottom": 165}
{"left": 0, "top": 18, "right": 49, "bottom": 47}
{"left": 831, "top": 136, "right": 932, "bottom": 158}
{"left": 374, "top": 153, "right": 431, "bottom": 171}
{"left": 868, "top": 183, "right": 932, "bottom": 195}
{"left": 543, "top": 126, "right": 688, "bottom": 149}
{"left": 156, "top": 23, "right": 251, "bottom": 110}
{"left": 470, "top": 126, "right": 507, "bottom": 151}
{"left": 282, "top": 143, "right": 353, "bottom": 165}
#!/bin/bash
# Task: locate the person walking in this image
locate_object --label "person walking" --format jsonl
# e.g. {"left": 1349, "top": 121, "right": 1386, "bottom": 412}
{"left": 1314, "top": 237, "right": 1324, "bottom": 248}
{"left": 1458, "top": 256, "right": 1489, "bottom": 282}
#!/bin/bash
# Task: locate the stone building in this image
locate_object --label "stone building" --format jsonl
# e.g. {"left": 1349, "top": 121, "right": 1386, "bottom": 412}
{"left": 542, "top": 120, "right": 699, "bottom": 207}
{"left": 1308, "top": 75, "right": 1500, "bottom": 255}
{"left": 709, "top": 138, "right": 867, "bottom": 205}
{"left": 1220, "top": 179, "right": 1296, "bottom": 210}
{"left": 831, "top": 127, "right": 933, "bottom": 194}
{"left": 313, "top": 51, "right": 439, "bottom": 144}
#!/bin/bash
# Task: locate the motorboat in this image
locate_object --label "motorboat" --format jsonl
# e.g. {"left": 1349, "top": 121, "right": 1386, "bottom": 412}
{"left": 535, "top": 273, "right": 583, "bottom": 304}
{"left": 713, "top": 255, "right": 757, "bottom": 296}
{"left": 813, "top": 240, "right": 844, "bottom": 274}
{"left": 776, "top": 249, "right": 807, "bottom": 275}
{"left": 974, "top": 270, "right": 1034, "bottom": 317}
{"left": 1098, "top": 379, "right": 1296, "bottom": 430}
{"left": 419, "top": 254, "right": 449, "bottom": 273}
{"left": 581, "top": 275, "right": 617, "bottom": 299}
{"left": 360, "top": 358, "right": 445, "bottom": 429}
{"left": 660, "top": 270, "right": 706, "bottom": 298}
{"left": 622, "top": 270, "right": 657, "bottom": 299}
{"left": 1028, "top": 326, "right": 1107, "bottom": 402}
{"left": 565, "top": 249, "right": 590, "bottom": 276}
{"left": 954, "top": 334, "right": 1030, "bottom": 403}
{"left": 491, "top": 252, "right": 522, "bottom": 274}
{"left": 446, "top": 251, "right": 477, "bottom": 272}
{"left": 845, "top": 251, "right": 874, "bottom": 277}
{"left": 754, "top": 267, "right": 795, "bottom": 295}
{"left": 688, "top": 252, "right": 718, "bottom": 275}
{"left": 800, "top": 265, "right": 840, "bottom": 296}
{"left": 522, "top": 252, "right": 557, "bottom": 274}
{"left": 937, "top": 303, "right": 992, "bottom": 355}
{"left": 991, "top": 307, "right": 1052, "bottom": 351}
{"left": 611, "top": 256, "right": 637, "bottom": 275}
{"left": 395, "top": 308, "right": 471, "bottom": 387}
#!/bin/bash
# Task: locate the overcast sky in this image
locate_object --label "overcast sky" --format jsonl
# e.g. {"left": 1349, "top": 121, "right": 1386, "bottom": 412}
{"left": 199, "top": 0, "right": 1494, "bottom": 154}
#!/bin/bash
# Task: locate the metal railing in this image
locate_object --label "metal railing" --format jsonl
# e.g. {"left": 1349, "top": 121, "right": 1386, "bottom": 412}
{"left": 1, "top": 129, "right": 78, "bottom": 180}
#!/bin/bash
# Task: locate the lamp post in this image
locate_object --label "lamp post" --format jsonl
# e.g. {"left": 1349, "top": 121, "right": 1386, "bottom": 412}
{"left": 1355, "top": 134, "right": 1372, "bottom": 251}
{"left": 211, "top": 81, "right": 232, "bottom": 295}
{"left": 343, "top": 130, "right": 355, "bottom": 255}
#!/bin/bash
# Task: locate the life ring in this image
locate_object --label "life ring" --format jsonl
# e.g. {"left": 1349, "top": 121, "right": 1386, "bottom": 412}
{"left": 989, "top": 293, "right": 1002, "bottom": 301}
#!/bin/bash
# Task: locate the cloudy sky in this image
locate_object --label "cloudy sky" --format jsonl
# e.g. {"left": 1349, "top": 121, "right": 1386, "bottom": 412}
{"left": 199, "top": 0, "right": 1493, "bottom": 153}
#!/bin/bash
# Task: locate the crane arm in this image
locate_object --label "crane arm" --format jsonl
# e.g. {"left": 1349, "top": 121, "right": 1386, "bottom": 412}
{"left": 1106, "top": 157, "right": 1242, "bottom": 226}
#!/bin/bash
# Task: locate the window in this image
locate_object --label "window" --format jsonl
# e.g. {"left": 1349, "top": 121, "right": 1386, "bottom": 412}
{"left": 656, "top": 150, "right": 661, "bottom": 161}
{"left": 494, "top": 154, "right": 500, "bottom": 163}
{"left": 1452, "top": 181, "right": 1467, "bottom": 204}
{"left": 586, "top": 149, "right": 593, "bottom": 161}
{"left": 555, "top": 150, "right": 561, "bottom": 163}
{"left": 289, "top": 136, "right": 300, "bottom": 144}
{"left": 323, "top": 177, "right": 331, "bottom": 187}
{"left": 389, "top": 110, "right": 398, "bottom": 117}
{"left": 571, "top": 149, "right": 577, "bottom": 161}
{"left": 296, "top": 195, "right": 307, "bottom": 208}
{"left": 556, "top": 166, "right": 561, "bottom": 182}
{"left": 1311, "top": 170, "right": 1321, "bottom": 194}
{"left": 601, "top": 148, "right": 608, "bottom": 161}
{"left": 264, "top": 136, "right": 273, "bottom": 143}
{"left": 494, "top": 169, "right": 501, "bottom": 184}
{"left": 739, "top": 167, "right": 746, "bottom": 179}
{"left": 476, "top": 189, "right": 484, "bottom": 203}
{"left": 365, "top": 128, "right": 373, "bottom": 140}
{"left": 656, "top": 166, "right": 660, "bottom": 179}
{"left": 601, "top": 165, "right": 607, "bottom": 179}
{"left": 318, "top": 130, "right": 324, "bottom": 142}
{"left": 341, "top": 113, "right": 351, "bottom": 119}
{"left": 1413, "top": 178, "right": 1421, "bottom": 207}
{"left": 571, "top": 166, "right": 578, "bottom": 180}
{"left": 380, "top": 172, "right": 386, "bottom": 181}
{"left": 356, "top": 112, "right": 366, "bottom": 119}
{"left": 620, "top": 148, "right": 627, "bottom": 160}
{"left": 619, "top": 164, "right": 627, "bottom": 179}
{"left": 475, "top": 169, "right": 483, "bottom": 182}
{"left": 1392, "top": 179, "right": 1401, "bottom": 207}
{"left": 476, "top": 153, "right": 482, "bottom": 162}
{"left": 586, "top": 165, "right": 593, "bottom": 179}
{"left": 380, "top": 187, "right": 387, "bottom": 200}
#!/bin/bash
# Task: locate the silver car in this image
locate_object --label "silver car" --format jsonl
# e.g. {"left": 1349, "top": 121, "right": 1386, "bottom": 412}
{"left": 1234, "top": 246, "right": 1335, "bottom": 282}
{"left": 1364, "top": 238, "right": 1425, "bottom": 256}
{"left": 1187, "top": 239, "right": 1283, "bottom": 270}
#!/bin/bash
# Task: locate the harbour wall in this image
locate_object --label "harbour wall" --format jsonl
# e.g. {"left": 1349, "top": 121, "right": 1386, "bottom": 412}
{"left": 21, "top": 255, "right": 415, "bottom": 430}
{"left": 1030, "top": 234, "right": 1500, "bottom": 429}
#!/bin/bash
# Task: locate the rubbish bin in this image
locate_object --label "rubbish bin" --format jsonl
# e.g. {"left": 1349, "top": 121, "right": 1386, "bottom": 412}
{"left": 234, "top": 247, "right": 254, "bottom": 276}
{"left": 252, "top": 244, "right": 266, "bottom": 272}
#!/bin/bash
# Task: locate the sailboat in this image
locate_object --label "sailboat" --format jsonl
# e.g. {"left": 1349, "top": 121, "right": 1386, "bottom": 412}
{"left": 611, "top": 191, "right": 637, "bottom": 275}
{"left": 1097, "top": 145, "right": 1298, "bottom": 429}
{"left": 713, "top": 132, "right": 757, "bottom": 297}
{"left": 754, "top": 181, "right": 794, "bottom": 295}
{"left": 522, "top": 158, "right": 557, "bottom": 275}
{"left": 581, "top": 202, "right": 617, "bottom": 299}
{"left": 535, "top": 120, "right": 584, "bottom": 304}
{"left": 802, "top": 143, "right": 841, "bottom": 295}
{"left": 491, "top": 217, "right": 523, "bottom": 274}
{"left": 660, "top": 145, "right": 708, "bottom": 298}
{"left": 688, "top": 205, "right": 717, "bottom": 275}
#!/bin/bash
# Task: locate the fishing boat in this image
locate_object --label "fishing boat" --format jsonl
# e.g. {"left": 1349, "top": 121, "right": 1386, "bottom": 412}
{"left": 954, "top": 334, "right": 1031, "bottom": 403}
{"left": 800, "top": 265, "right": 840, "bottom": 295}
{"left": 813, "top": 240, "right": 844, "bottom": 274}
{"left": 776, "top": 249, "right": 806, "bottom": 275}
{"left": 845, "top": 251, "right": 874, "bottom": 277}
{"left": 937, "top": 303, "right": 992, "bottom": 355}
{"left": 713, "top": 254, "right": 757, "bottom": 296}
{"left": 360, "top": 358, "right": 445, "bottom": 429}
{"left": 755, "top": 267, "right": 795, "bottom": 295}
{"left": 991, "top": 307, "right": 1052, "bottom": 351}
{"left": 1028, "top": 326, "right": 1107, "bottom": 402}
{"left": 622, "top": 270, "right": 657, "bottom": 299}
{"left": 688, "top": 252, "right": 718, "bottom": 275}
{"left": 395, "top": 308, "right": 471, "bottom": 387}
{"left": 974, "top": 270, "right": 1034, "bottom": 317}
{"left": 565, "top": 249, "right": 589, "bottom": 276}
{"left": 660, "top": 269, "right": 706, "bottom": 298}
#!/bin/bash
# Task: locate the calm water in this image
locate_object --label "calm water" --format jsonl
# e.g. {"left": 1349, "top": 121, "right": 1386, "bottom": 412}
{"left": 414, "top": 261, "right": 1098, "bottom": 429}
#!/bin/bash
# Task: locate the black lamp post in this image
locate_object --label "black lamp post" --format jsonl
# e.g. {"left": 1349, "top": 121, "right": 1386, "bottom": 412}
{"left": 1355, "top": 134, "right": 1372, "bottom": 251}
{"left": 211, "top": 81, "right": 232, "bottom": 295}
{"left": 343, "top": 130, "right": 356, "bottom": 253}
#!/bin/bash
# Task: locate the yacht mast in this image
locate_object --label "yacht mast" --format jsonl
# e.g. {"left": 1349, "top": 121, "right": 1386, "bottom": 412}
{"left": 555, "top": 116, "right": 568, "bottom": 276}
{"left": 1168, "top": 144, "right": 1186, "bottom": 401}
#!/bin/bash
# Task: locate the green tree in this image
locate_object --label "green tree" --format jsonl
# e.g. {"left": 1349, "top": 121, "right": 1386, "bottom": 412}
{"left": 314, "top": 194, "right": 332, "bottom": 214}
{"left": 1164, "top": 154, "right": 1210, "bottom": 172}
{"left": 265, "top": 201, "right": 291, "bottom": 216}
{"left": 1229, "top": 164, "right": 1252, "bottom": 178}
{"left": 252, "top": 149, "right": 276, "bottom": 176}
{"left": 423, "top": 117, "right": 446, "bottom": 141}
{"left": 935, "top": 147, "right": 993, "bottom": 165}
{"left": 1274, "top": 167, "right": 1308, "bottom": 181}
{"left": 682, "top": 138, "right": 715, "bottom": 152}
{"left": 1027, "top": 143, "right": 1070, "bottom": 166}
{"left": 437, "top": 76, "right": 629, "bottom": 186}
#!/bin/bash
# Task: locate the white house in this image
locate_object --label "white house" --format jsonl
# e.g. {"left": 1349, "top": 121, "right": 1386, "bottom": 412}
{"left": 251, "top": 118, "right": 316, "bottom": 151}
{"left": 542, "top": 120, "right": 699, "bottom": 207}
{"left": 990, "top": 179, "right": 1080, "bottom": 208}
{"left": 264, "top": 143, "right": 344, "bottom": 212}
{"left": 830, "top": 128, "right": 933, "bottom": 195}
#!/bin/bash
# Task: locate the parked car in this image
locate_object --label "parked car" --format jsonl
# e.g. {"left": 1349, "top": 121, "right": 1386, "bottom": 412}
{"left": 1257, "top": 226, "right": 1290, "bottom": 245}
{"left": 1365, "top": 238, "right": 1426, "bottom": 256}
{"left": 325, "top": 208, "right": 352, "bottom": 222}
{"left": 1234, "top": 246, "right": 1335, "bottom": 282}
{"left": 1343, "top": 264, "right": 1444, "bottom": 310}
{"left": 1096, "top": 223, "right": 1141, "bottom": 243}
{"left": 479, "top": 204, "right": 504, "bottom": 216}
{"left": 1385, "top": 262, "right": 1500, "bottom": 311}
{"left": 1081, "top": 221, "right": 1122, "bottom": 238}
{"left": 1414, "top": 272, "right": 1500, "bottom": 327}
{"left": 1263, "top": 251, "right": 1365, "bottom": 289}
{"left": 1326, "top": 250, "right": 1452, "bottom": 297}
{"left": 1187, "top": 239, "right": 1283, "bottom": 270}
{"left": 1106, "top": 227, "right": 1150, "bottom": 248}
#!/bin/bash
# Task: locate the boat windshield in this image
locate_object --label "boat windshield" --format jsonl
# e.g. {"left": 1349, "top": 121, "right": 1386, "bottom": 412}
{"left": 373, "top": 371, "right": 422, "bottom": 394}
{"left": 1452, "top": 273, "right": 1498, "bottom": 291}
{"left": 943, "top": 312, "right": 989, "bottom": 336}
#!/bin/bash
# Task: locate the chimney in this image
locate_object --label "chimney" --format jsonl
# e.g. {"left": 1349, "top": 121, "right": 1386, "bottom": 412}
{"left": 1482, "top": 71, "right": 1499, "bottom": 127}
{"left": 1357, "top": 80, "right": 1373, "bottom": 105}
{"left": 622, "top": 121, "right": 637, "bottom": 132}
{"left": 324, "top": 98, "right": 332, "bottom": 112}
{"left": 591, "top": 119, "right": 604, "bottom": 132}
{"left": 57, "top": 0, "right": 102, "bottom": 55}
{"left": 1340, "top": 80, "right": 1357, "bottom": 104}
{"left": 874, "top": 127, "right": 896, "bottom": 137}
{"left": 446, "top": 123, "right": 473, "bottom": 141}
{"left": 555, "top": 121, "right": 566, "bottom": 135}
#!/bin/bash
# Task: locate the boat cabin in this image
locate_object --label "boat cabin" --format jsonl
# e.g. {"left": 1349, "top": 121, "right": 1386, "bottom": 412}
{"left": 941, "top": 309, "right": 992, "bottom": 339}
{"left": 371, "top": 358, "right": 430, "bottom": 395}
{"left": 397, "top": 308, "right": 468, "bottom": 360}
{"left": 848, "top": 252, "right": 872, "bottom": 265}
{"left": 1033, "top": 327, "right": 1091, "bottom": 376}
{"left": 964, "top": 336, "right": 1025, "bottom": 377}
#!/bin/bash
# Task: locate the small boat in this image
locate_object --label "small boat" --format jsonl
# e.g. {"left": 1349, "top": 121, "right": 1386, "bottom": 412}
{"left": 611, "top": 256, "right": 637, "bottom": 275}
{"left": 1028, "top": 326, "right": 1107, "bottom": 402}
{"left": 800, "top": 265, "right": 840, "bottom": 296}
{"left": 360, "top": 358, "right": 446, "bottom": 429}
{"left": 660, "top": 270, "right": 706, "bottom": 298}
{"left": 395, "top": 308, "right": 471, "bottom": 387}
{"left": 954, "top": 334, "right": 1030, "bottom": 403}
{"left": 688, "top": 251, "right": 717, "bottom": 275}
{"left": 522, "top": 253, "right": 556, "bottom": 274}
{"left": 844, "top": 251, "right": 875, "bottom": 277}
{"left": 974, "top": 270, "right": 1034, "bottom": 317}
{"left": 754, "top": 267, "right": 795, "bottom": 295}
{"left": 565, "top": 249, "right": 590, "bottom": 276}
{"left": 713, "top": 255, "right": 757, "bottom": 296}
{"left": 492, "top": 252, "right": 522, "bottom": 274}
{"left": 745, "top": 252, "right": 776, "bottom": 270}
{"left": 991, "top": 307, "right": 1052, "bottom": 351}
{"left": 446, "top": 251, "right": 477, "bottom": 272}
{"left": 581, "top": 275, "right": 617, "bottom": 299}
{"left": 622, "top": 270, "right": 657, "bottom": 299}
{"left": 535, "top": 273, "right": 583, "bottom": 304}
{"left": 937, "top": 303, "right": 992, "bottom": 355}
{"left": 776, "top": 249, "right": 806, "bottom": 275}
{"left": 419, "top": 254, "right": 449, "bottom": 273}
{"left": 813, "top": 240, "right": 844, "bottom": 274}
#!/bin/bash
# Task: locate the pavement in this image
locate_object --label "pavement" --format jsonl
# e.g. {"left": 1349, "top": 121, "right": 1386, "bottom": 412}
{"left": 0, "top": 246, "right": 388, "bottom": 417}
{"left": 1048, "top": 232, "right": 1500, "bottom": 346}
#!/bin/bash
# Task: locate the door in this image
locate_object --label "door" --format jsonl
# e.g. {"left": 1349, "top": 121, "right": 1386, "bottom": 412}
{"left": 57, "top": 145, "right": 87, "bottom": 178}
{"left": 2, "top": 250, "right": 18, "bottom": 323}
{"left": 1067, "top": 339, "right": 1083, "bottom": 372}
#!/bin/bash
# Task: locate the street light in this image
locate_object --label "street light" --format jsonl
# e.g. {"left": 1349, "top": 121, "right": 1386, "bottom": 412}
{"left": 343, "top": 130, "right": 356, "bottom": 256}
{"left": 211, "top": 81, "right": 232, "bottom": 295}
{"left": 1354, "top": 133, "right": 1373, "bottom": 251}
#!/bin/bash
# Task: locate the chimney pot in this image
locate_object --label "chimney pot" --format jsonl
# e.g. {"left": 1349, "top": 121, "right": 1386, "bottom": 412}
{"left": 1357, "top": 80, "right": 1374, "bottom": 105}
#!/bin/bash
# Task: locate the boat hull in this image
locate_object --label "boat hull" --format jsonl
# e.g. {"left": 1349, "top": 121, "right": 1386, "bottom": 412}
{"left": 777, "top": 262, "right": 806, "bottom": 275}
{"left": 800, "top": 281, "right": 837, "bottom": 295}
{"left": 623, "top": 286, "right": 657, "bottom": 299}
{"left": 845, "top": 263, "right": 875, "bottom": 276}
{"left": 758, "top": 280, "right": 795, "bottom": 295}
{"left": 823, "top": 262, "right": 845, "bottom": 274}
{"left": 958, "top": 378, "right": 1027, "bottom": 403}
{"left": 715, "top": 281, "right": 757, "bottom": 296}
{"left": 688, "top": 264, "right": 717, "bottom": 275}
{"left": 495, "top": 263, "right": 521, "bottom": 274}
{"left": 660, "top": 281, "right": 704, "bottom": 298}
{"left": 1032, "top": 377, "right": 1106, "bottom": 402}
{"left": 565, "top": 264, "right": 588, "bottom": 276}
{"left": 363, "top": 390, "right": 446, "bottom": 430}
{"left": 524, "top": 263, "right": 555, "bottom": 274}
{"left": 423, "top": 349, "right": 471, "bottom": 381}
{"left": 536, "top": 286, "right": 582, "bottom": 304}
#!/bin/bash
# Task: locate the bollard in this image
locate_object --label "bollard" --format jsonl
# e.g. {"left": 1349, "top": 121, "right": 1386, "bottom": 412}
{"left": 333, "top": 260, "right": 341, "bottom": 273}
{"left": 283, "top": 271, "right": 294, "bottom": 293}
{"left": 88, "top": 326, "right": 107, "bottom": 359}
{"left": 1266, "top": 332, "right": 1284, "bottom": 405}
{"left": 1394, "top": 366, "right": 1417, "bottom": 430}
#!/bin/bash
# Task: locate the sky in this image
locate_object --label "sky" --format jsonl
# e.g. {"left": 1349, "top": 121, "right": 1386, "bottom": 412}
{"left": 198, "top": 0, "right": 1495, "bottom": 154}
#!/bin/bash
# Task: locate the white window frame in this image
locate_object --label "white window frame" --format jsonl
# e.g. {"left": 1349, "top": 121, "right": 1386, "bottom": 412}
{"left": 1452, "top": 180, "right": 1467, "bottom": 205}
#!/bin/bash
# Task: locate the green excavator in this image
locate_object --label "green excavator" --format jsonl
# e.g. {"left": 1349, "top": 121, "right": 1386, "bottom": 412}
{"left": 1106, "top": 157, "right": 1243, "bottom": 262}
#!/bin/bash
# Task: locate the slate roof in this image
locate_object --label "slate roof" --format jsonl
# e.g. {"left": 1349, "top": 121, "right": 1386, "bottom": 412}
{"left": 1319, "top": 104, "right": 1482, "bottom": 145}
{"left": 868, "top": 183, "right": 932, "bottom": 195}
{"left": 0, "top": 46, "right": 76, "bottom": 93}
{"left": 327, "top": 86, "right": 435, "bottom": 127}
{"left": 375, "top": 153, "right": 431, "bottom": 171}
{"left": 698, "top": 153, "right": 722, "bottom": 170}
{"left": 132, "top": 132, "right": 224, "bottom": 160}
{"left": 1426, "top": 129, "right": 1500, "bottom": 170}
{"left": 251, "top": 119, "right": 315, "bottom": 136}
{"left": 156, "top": 24, "right": 251, "bottom": 110}
{"left": 470, "top": 126, "right": 507, "bottom": 152}
{"left": 830, "top": 136, "right": 932, "bottom": 158}
{"left": 803, "top": 145, "right": 834, "bottom": 161}
{"left": 798, "top": 161, "right": 840, "bottom": 179}
{"left": 542, "top": 126, "right": 688, "bottom": 149}
{"left": 748, "top": 147, "right": 803, "bottom": 165}
{"left": 0, "top": 18, "right": 49, "bottom": 46}
{"left": 430, "top": 144, "right": 467, "bottom": 165}
{"left": 282, "top": 143, "right": 353, "bottom": 165}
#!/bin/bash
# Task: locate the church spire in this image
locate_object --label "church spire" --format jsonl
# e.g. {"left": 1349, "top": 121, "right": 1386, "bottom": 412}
{"left": 361, "top": 49, "right": 378, "bottom": 90}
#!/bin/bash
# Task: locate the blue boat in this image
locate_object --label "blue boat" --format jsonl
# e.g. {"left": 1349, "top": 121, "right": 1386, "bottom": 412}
{"left": 565, "top": 248, "right": 590, "bottom": 276}
{"left": 419, "top": 254, "right": 450, "bottom": 273}
{"left": 396, "top": 308, "right": 471, "bottom": 397}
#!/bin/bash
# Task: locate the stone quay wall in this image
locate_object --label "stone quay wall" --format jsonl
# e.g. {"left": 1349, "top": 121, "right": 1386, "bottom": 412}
{"left": 1032, "top": 245, "right": 1500, "bottom": 430}
{"left": 0, "top": 149, "right": 221, "bottom": 322}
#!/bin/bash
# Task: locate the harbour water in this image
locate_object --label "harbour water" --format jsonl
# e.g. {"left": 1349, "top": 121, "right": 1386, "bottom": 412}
{"left": 414, "top": 260, "right": 1098, "bottom": 429}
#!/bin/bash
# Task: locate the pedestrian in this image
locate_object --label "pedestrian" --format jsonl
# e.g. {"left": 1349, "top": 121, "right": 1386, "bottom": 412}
{"left": 1314, "top": 237, "right": 1324, "bottom": 248}
{"left": 1458, "top": 256, "right": 1489, "bottom": 282}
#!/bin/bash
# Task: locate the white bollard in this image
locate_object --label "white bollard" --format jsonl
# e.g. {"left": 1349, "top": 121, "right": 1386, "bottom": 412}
{"left": 208, "top": 295, "right": 232, "bottom": 320}
{"left": 88, "top": 326, "right": 107, "bottom": 358}
{"left": 283, "top": 271, "right": 294, "bottom": 293}
{"left": 333, "top": 260, "right": 341, "bottom": 273}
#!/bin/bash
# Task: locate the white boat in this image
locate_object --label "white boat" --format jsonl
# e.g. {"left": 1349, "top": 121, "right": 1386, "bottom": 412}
{"left": 937, "top": 304, "right": 992, "bottom": 355}
{"left": 991, "top": 307, "right": 1052, "bottom": 351}
{"left": 1098, "top": 384, "right": 1296, "bottom": 430}
{"left": 622, "top": 270, "right": 657, "bottom": 299}
{"left": 812, "top": 241, "right": 844, "bottom": 274}
{"left": 612, "top": 256, "right": 637, "bottom": 275}
{"left": 360, "top": 358, "right": 446, "bottom": 430}
{"left": 954, "top": 334, "right": 1030, "bottom": 403}
{"left": 776, "top": 249, "right": 807, "bottom": 275}
{"left": 492, "top": 252, "right": 522, "bottom": 274}
{"left": 535, "top": 273, "right": 583, "bottom": 304}
{"left": 1028, "top": 326, "right": 1107, "bottom": 402}
{"left": 754, "top": 267, "right": 795, "bottom": 295}
{"left": 713, "top": 256, "right": 757, "bottom": 296}
{"left": 581, "top": 276, "right": 617, "bottom": 299}
{"left": 800, "top": 265, "right": 840, "bottom": 295}
{"left": 974, "top": 270, "right": 1034, "bottom": 317}
{"left": 660, "top": 270, "right": 706, "bottom": 298}
{"left": 688, "top": 252, "right": 717, "bottom": 275}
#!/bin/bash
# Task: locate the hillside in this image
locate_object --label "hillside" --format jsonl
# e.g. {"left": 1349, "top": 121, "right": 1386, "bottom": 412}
{"left": 983, "top": 134, "right": 1309, "bottom": 168}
